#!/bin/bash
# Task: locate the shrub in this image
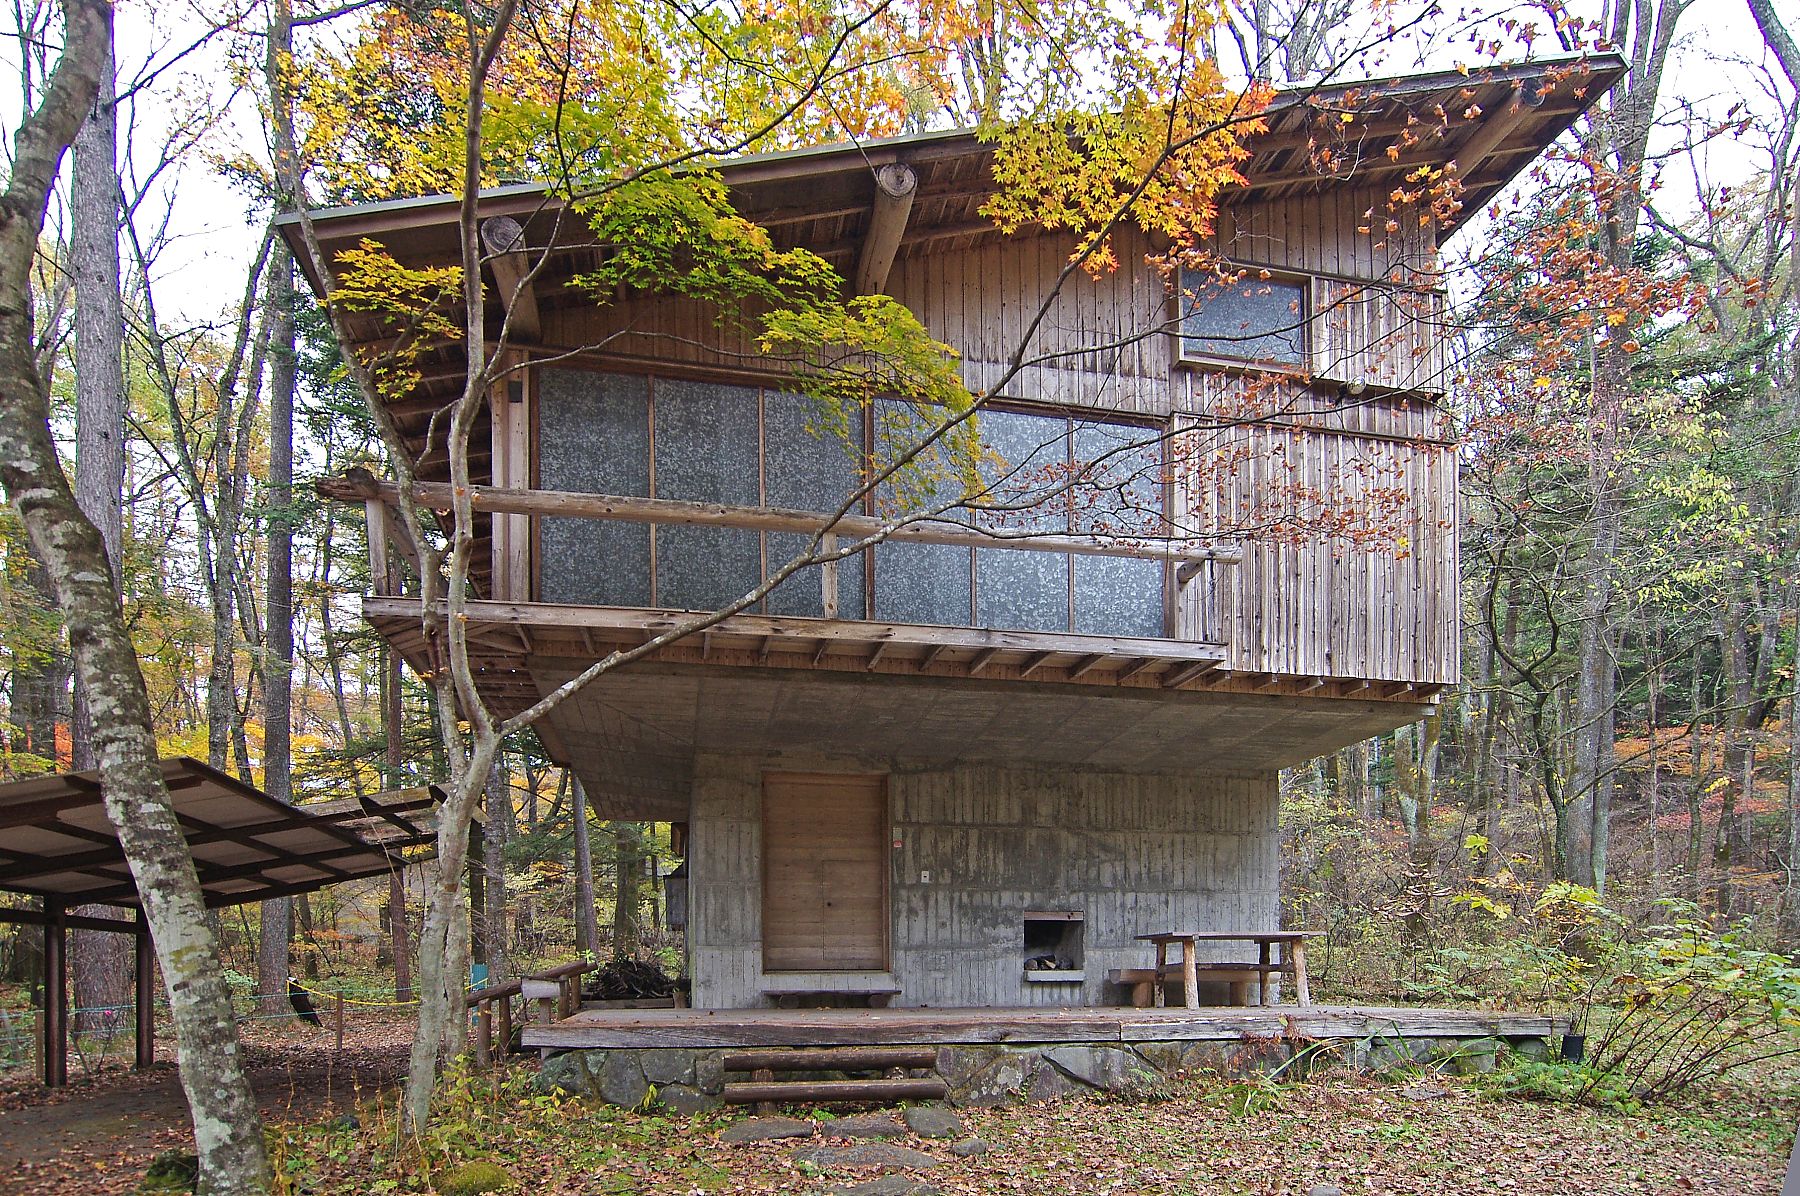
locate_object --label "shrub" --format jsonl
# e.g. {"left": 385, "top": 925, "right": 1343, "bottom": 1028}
{"left": 1574, "top": 911, "right": 1800, "bottom": 1103}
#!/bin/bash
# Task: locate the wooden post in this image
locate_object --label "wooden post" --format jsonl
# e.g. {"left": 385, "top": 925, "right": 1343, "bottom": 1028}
{"left": 134, "top": 912, "right": 154, "bottom": 1070}
{"left": 31, "top": 1010, "right": 42, "bottom": 1081}
{"left": 820, "top": 532, "right": 838, "bottom": 618}
{"left": 495, "top": 996, "right": 513, "bottom": 1062}
{"left": 1152, "top": 939, "right": 1167, "bottom": 1009}
{"left": 1258, "top": 939, "right": 1273, "bottom": 1007}
{"left": 43, "top": 898, "right": 66, "bottom": 1087}
{"left": 752, "top": 1066, "right": 776, "bottom": 1116}
{"left": 364, "top": 499, "right": 389, "bottom": 594}
{"left": 474, "top": 1006, "right": 492, "bottom": 1066}
{"left": 1180, "top": 939, "right": 1199, "bottom": 1012}
{"left": 1291, "top": 940, "right": 1312, "bottom": 1007}
{"left": 333, "top": 992, "right": 345, "bottom": 1052}
{"left": 468, "top": 818, "right": 487, "bottom": 971}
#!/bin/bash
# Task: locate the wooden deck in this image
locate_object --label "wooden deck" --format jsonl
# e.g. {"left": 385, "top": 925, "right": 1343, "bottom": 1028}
{"left": 523, "top": 1004, "right": 1567, "bottom": 1051}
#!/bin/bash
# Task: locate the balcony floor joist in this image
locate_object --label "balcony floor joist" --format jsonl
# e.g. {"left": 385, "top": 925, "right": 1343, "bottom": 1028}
{"left": 363, "top": 597, "right": 1442, "bottom": 711}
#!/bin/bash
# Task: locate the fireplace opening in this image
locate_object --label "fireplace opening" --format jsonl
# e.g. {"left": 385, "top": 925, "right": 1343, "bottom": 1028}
{"left": 1022, "top": 911, "right": 1084, "bottom": 979}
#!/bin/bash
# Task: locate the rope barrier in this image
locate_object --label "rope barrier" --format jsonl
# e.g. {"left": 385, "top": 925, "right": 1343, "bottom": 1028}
{"left": 286, "top": 980, "right": 418, "bottom": 1009}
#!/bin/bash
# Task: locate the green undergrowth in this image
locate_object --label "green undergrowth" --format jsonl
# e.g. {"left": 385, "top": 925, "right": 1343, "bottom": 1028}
{"left": 272, "top": 1065, "right": 734, "bottom": 1195}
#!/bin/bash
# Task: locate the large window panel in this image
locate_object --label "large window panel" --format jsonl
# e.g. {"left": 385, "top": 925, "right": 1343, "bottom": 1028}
{"left": 653, "top": 379, "right": 761, "bottom": 505}
{"left": 975, "top": 408, "right": 1071, "bottom": 533}
{"left": 873, "top": 542, "right": 972, "bottom": 626}
{"left": 762, "top": 389, "right": 869, "bottom": 617}
{"left": 537, "top": 369, "right": 652, "bottom": 606}
{"left": 1180, "top": 270, "right": 1307, "bottom": 366}
{"left": 975, "top": 548, "right": 1070, "bottom": 631}
{"left": 1071, "top": 422, "right": 1163, "bottom": 536}
{"left": 656, "top": 524, "right": 763, "bottom": 611}
{"left": 652, "top": 379, "right": 761, "bottom": 610}
{"left": 1074, "top": 556, "right": 1165, "bottom": 637}
{"left": 763, "top": 390, "right": 860, "bottom": 510}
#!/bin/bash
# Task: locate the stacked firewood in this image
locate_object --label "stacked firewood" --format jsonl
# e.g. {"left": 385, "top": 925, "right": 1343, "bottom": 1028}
{"left": 585, "top": 958, "right": 676, "bottom": 1000}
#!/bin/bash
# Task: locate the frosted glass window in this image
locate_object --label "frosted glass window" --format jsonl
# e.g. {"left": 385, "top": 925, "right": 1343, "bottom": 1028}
{"left": 1070, "top": 422, "right": 1166, "bottom": 635}
{"left": 1071, "top": 422, "right": 1162, "bottom": 537}
{"left": 976, "top": 548, "right": 1069, "bottom": 630}
{"left": 650, "top": 380, "right": 761, "bottom": 610}
{"left": 975, "top": 408, "right": 1070, "bottom": 533}
{"left": 874, "top": 542, "right": 971, "bottom": 626}
{"left": 1180, "top": 271, "right": 1307, "bottom": 366}
{"left": 653, "top": 379, "right": 760, "bottom": 505}
{"left": 763, "top": 390, "right": 859, "bottom": 511}
{"left": 762, "top": 390, "right": 868, "bottom": 617}
{"left": 1074, "top": 556, "right": 1164, "bottom": 636}
{"left": 536, "top": 369, "right": 651, "bottom": 606}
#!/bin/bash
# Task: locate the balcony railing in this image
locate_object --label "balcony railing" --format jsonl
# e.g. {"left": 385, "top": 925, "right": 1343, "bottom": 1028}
{"left": 323, "top": 473, "right": 1239, "bottom": 650}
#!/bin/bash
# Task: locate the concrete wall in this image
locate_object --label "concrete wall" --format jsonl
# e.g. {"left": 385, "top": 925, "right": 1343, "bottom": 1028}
{"left": 687, "top": 752, "right": 1278, "bottom": 1009}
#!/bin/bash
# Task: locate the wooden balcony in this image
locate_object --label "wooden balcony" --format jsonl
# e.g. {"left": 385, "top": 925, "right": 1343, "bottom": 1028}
{"left": 325, "top": 472, "right": 1444, "bottom": 727}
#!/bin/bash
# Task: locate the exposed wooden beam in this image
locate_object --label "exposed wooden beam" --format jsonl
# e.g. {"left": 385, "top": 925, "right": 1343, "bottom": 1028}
{"left": 1446, "top": 82, "right": 1539, "bottom": 178}
{"left": 1068, "top": 654, "right": 1106, "bottom": 679}
{"left": 1163, "top": 660, "right": 1220, "bottom": 689}
{"left": 967, "top": 647, "right": 1001, "bottom": 675}
{"left": 853, "top": 163, "right": 917, "bottom": 296}
{"left": 866, "top": 641, "right": 892, "bottom": 670}
{"left": 1108, "top": 655, "right": 1152, "bottom": 680}
{"left": 1018, "top": 650, "right": 1056, "bottom": 678}
{"left": 480, "top": 216, "right": 542, "bottom": 341}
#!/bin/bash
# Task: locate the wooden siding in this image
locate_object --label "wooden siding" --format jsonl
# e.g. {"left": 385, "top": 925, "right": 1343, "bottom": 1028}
{"left": 689, "top": 752, "right": 1278, "bottom": 1010}
{"left": 1175, "top": 378, "right": 1458, "bottom": 684}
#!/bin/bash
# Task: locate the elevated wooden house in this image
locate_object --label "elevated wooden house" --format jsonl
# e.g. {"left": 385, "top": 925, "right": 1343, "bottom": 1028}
{"left": 290, "top": 56, "right": 1618, "bottom": 1062}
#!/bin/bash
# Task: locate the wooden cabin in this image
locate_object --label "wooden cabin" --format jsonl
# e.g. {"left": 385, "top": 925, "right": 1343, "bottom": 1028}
{"left": 289, "top": 57, "right": 1620, "bottom": 1026}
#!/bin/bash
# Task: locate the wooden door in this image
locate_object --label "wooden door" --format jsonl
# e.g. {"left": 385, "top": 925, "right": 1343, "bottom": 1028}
{"left": 761, "top": 772, "right": 888, "bottom": 972}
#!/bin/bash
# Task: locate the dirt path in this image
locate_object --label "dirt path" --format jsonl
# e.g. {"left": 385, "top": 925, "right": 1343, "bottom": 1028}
{"left": 0, "top": 1028, "right": 410, "bottom": 1195}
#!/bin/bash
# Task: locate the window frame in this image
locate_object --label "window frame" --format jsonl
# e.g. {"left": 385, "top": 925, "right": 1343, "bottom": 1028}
{"left": 1173, "top": 263, "right": 1313, "bottom": 373}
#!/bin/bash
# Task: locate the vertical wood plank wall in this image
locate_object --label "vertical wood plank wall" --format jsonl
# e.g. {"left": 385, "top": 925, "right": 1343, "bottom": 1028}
{"left": 688, "top": 752, "right": 1278, "bottom": 1009}
{"left": 1176, "top": 377, "right": 1459, "bottom": 684}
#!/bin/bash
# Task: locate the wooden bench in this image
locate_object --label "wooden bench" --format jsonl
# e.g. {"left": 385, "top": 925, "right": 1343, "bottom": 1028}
{"left": 1107, "top": 965, "right": 1277, "bottom": 1008}
{"left": 761, "top": 981, "right": 901, "bottom": 1009}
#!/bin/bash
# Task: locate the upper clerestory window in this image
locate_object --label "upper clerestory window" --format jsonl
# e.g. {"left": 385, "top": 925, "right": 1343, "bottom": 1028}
{"left": 1177, "top": 269, "right": 1308, "bottom": 368}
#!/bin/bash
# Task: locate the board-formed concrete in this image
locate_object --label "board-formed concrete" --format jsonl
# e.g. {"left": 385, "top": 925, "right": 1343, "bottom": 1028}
{"left": 685, "top": 751, "right": 1278, "bottom": 1010}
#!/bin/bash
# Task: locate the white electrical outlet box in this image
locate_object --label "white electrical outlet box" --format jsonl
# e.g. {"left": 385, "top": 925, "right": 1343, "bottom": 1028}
{"left": 920, "top": 870, "right": 931, "bottom": 883}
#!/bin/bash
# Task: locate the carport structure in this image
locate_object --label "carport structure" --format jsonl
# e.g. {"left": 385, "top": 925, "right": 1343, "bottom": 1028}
{"left": 0, "top": 757, "right": 435, "bottom": 1086}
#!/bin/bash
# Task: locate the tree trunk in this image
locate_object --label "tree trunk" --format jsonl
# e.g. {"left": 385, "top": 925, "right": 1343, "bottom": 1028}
{"left": 482, "top": 760, "right": 510, "bottom": 981}
{"left": 255, "top": 240, "right": 297, "bottom": 1017}
{"left": 571, "top": 777, "right": 598, "bottom": 956}
{"left": 1715, "top": 604, "right": 1752, "bottom": 917}
{"left": 69, "top": 35, "right": 131, "bottom": 1036}
{"left": 0, "top": 3, "right": 270, "bottom": 1186}
{"left": 382, "top": 642, "right": 412, "bottom": 1002}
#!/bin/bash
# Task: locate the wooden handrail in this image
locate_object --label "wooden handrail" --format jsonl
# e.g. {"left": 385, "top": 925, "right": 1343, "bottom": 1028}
{"left": 466, "top": 979, "right": 523, "bottom": 1008}
{"left": 317, "top": 474, "right": 1243, "bottom": 566}
{"left": 464, "top": 961, "right": 593, "bottom": 1008}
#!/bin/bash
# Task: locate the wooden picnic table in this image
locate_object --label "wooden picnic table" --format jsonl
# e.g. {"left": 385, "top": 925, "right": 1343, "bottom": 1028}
{"left": 1133, "top": 931, "right": 1318, "bottom": 1010}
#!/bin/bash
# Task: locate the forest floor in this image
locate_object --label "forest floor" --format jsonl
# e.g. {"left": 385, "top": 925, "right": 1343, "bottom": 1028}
{"left": 0, "top": 1012, "right": 411, "bottom": 1194}
{"left": 0, "top": 1023, "right": 1789, "bottom": 1195}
